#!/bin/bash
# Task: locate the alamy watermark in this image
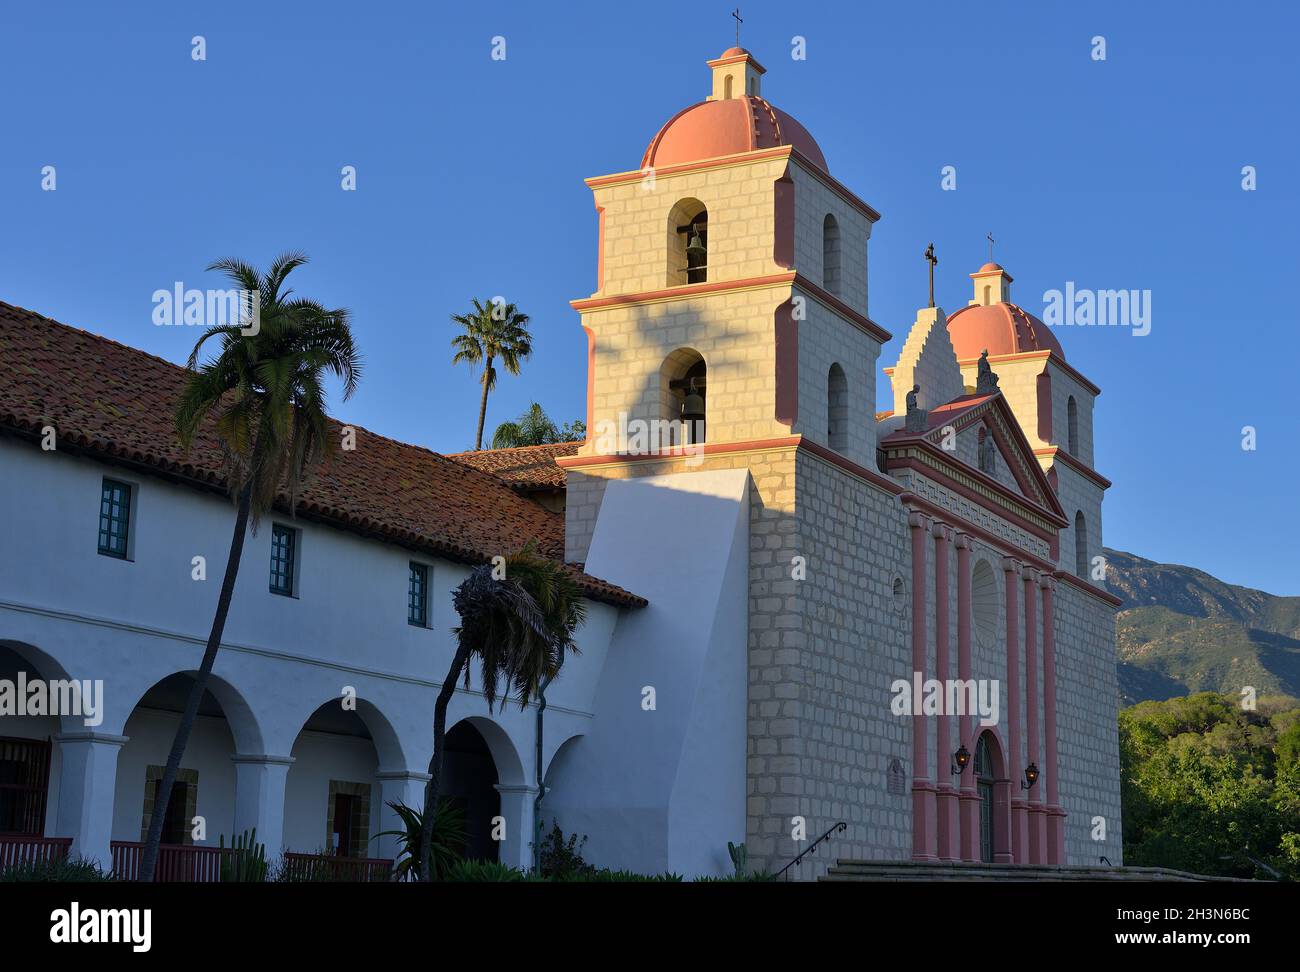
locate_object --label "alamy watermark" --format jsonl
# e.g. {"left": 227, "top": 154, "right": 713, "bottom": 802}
{"left": 152, "top": 283, "right": 260, "bottom": 335}
{"left": 591, "top": 411, "right": 705, "bottom": 466}
{"left": 1042, "top": 282, "right": 1151, "bottom": 337}
{"left": 890, "top": 672, "right": 1000, "bottom": 727}
{"left": 0, "top": 673, "right": 103, "bottom": 727}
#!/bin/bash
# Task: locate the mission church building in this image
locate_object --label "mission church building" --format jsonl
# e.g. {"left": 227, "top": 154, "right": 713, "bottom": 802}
{"left": 0, "top": 45, "right": 1122, "bottom": 879}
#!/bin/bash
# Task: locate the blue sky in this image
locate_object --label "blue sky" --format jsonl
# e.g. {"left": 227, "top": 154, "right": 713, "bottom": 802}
{"left": 2, "top": 1, "right": 1296, "bottom": 594}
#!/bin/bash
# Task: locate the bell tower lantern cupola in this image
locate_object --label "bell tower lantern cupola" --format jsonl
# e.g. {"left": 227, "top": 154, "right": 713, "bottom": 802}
{"left": 707, "top": 47, "right": 765, "bottom": 101}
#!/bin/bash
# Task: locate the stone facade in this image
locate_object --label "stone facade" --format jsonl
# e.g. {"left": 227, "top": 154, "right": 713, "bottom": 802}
{"left": 562, "top": 44, "right": 1122, "bottom": 876}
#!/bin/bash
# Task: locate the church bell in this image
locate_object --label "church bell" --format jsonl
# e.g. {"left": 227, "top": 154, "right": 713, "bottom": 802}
{"left": 685, "top": 232, "right": 706, "bottom": 262}
{"left": 681, "top": 378, "right": 705, "bottom": 426}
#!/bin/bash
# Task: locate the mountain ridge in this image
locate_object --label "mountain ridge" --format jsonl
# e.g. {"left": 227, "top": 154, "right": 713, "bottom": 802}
{"left": 1104, "top": 547, "right": 1300, "bottom": 705}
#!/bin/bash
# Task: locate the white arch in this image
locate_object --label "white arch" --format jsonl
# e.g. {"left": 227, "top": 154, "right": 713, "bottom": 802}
{"left": 120, "top": 670, "right": 266, "bottom": 754}
{"left": 287, "top": 695, "right": 408, "bottom": 770}
{"left": 0, "top": 638, "right": 82, "bottom": 733}
{"left": 453, "top": 715, "right": 526, "bottom": 786}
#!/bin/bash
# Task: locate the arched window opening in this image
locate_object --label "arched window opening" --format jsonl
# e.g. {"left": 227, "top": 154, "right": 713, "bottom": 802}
{"left": 827, "top": 363, "right": 848, "bottom": 451}
{"left": 1074, "top": 511, "right": 1088, "bottom": 579}
{"left": 667, "top": 199, "right": 708, "bottom": 286}
{"left": 724, "top": 75, "right": 733, "bottom": 99}
{"left": 822, "top": 214, "right": 841, "bottom": 295}
{"left": 661, "top": 348, "right": 707, "bottom": 445}
{"left": 971, "top": 559, "right": 998, "bottom": 647}
{"left": 1067, "top": 396, "right": 1079, "bottom": 456}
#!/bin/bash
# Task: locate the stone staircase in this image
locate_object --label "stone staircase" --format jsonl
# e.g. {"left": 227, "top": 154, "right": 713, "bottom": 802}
{"left": 820, "top": 861, "right": 1243, "bottom": 882}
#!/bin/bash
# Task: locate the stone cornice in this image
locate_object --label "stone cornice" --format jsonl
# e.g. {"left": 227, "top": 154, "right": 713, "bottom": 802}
{"left": 1034, "top": 446, "right": 1112, "bottom": 490}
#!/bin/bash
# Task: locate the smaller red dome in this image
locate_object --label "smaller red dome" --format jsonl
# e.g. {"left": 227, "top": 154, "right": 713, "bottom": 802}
{"left": 718, "top": 46, "right": 750, "bottom": 58}
{"left": 978, "top": 262, "right": 1003, "bottom": 273}
{"left": 945, "top": 301, "right": 1065, "bottom": 362}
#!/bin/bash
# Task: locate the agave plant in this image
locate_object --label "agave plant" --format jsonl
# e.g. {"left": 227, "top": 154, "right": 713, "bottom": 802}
{"left": 374, "top": 799, "right": 467, "bottom": 881}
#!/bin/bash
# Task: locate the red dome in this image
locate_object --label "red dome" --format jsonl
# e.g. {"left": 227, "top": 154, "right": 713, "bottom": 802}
{"left": 945, "top": 301, "right": 1065, "bottom": 361}
{"left": 641, "top": 96, "right": 829, "bottom": 172}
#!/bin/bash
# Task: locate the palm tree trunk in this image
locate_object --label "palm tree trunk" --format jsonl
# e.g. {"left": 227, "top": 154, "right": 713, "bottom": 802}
{"left": 473, "top": 355, "right": 493, "bottom": 450}
{"left": 419, "top": 641, "right": 471, "bottom": 881}
{"left": 139, "top": 480, "right": 254, "bottom": 882}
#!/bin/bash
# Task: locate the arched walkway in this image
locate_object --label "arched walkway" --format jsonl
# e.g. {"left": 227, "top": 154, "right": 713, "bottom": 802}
{"left": 0, "top": 640, "right": 79, "bottom": 838}
{"left": 283, "top": 698, "right": 404, "bottom": 860}
{"left": 115, "top": 674, "right": 249, "bottom": 846}
{"left": 443, "top": 720, "right": 505, "bottom": 862}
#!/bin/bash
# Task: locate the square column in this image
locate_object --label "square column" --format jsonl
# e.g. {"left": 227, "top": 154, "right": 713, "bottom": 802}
{"left": 375, "top": 770, "right": 430, "bottom": 866}
{"left": 932, "top": 523, "right": 958, "bottom": 861}
{"left": 494, "top": 784, "right": 539, "bottom": 871}
{"left": 1002, "top": 557, "right": 1027, "bottom": 863}
{"left": 53, "top": 731, "right": 128, "bottom": 870}
{"left": 231, "top": 754, "right": 294, "bottom": 859}
{"left": 1041, "top": 576, "right": 1066, "bottom": 864}
{"left": 1022, "top": 567, "right": 1046, "bottom": 865}
{"left": 954, "top": 534, "right": 981, "bottom": 862}
{"left": 908, "top": 512, "right": 937, "bottom": 861}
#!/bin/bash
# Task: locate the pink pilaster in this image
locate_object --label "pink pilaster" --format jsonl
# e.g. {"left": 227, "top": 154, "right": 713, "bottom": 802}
{"left": 1023, "top": 567, "right": 1045, "bottom": 865}
{"left": 909, "top": 513, "right": 937, "bottom": 861}
{"left": 1002, "top": 556, "right": 1027, "bottom": 864}
{"left": 1041, "top": 576, "right": 1066, "bottom": 864}
{"left": 955, "top": 534, "right": 979, "bottom": 862}
{"left": 933, "top": 523, "right": 958, "bottom": 861}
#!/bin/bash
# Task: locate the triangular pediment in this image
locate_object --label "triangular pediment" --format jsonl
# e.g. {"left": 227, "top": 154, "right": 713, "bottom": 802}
{"left": 880, "top": 392, "right": 1068, "bottom": 527}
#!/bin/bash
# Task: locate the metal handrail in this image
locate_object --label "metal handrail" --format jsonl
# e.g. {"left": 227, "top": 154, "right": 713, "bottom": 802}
{"left": 775, "top": 821, "right": 847, "bottom": 880}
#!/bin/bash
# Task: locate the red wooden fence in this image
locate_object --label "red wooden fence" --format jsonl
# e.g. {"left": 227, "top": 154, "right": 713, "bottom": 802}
{"left": 109, "top": 842, "right": 392, "bottom": 882}
{"left": 110, "top": 841, "right": 231, "bottom": 882}
{"left": 280, "top": 852, "right": 393, "bottom": 882}
{"left": 0, "top": 835, "right": 73, "bottom": 870}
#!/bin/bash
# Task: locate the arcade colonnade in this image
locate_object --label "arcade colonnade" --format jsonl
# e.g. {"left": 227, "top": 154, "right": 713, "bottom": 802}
{"left": 0, "top": 631, "right": 551, "bottom": 874}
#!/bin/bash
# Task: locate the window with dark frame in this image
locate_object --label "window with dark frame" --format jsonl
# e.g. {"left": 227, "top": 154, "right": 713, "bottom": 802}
{"left": 0, "top": 737, "right": 52, "bottom": 835}
{"left": 98, "top": 478, "right": 132, "bottom": 558}
{"left": 269, "top": 524, "right": 296, "bottom": 596}
{"left": 408, "top": 562, "right": 429, "bottom": 626}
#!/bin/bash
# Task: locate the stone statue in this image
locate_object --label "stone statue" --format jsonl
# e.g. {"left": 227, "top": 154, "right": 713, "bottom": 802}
{"left": 976, "top": 349, "right": 1000, "bottom": 395}
{"left": 905, "top": 384, "right": 928, "bottom": 433}
{"left": 979, "top": 431, "right": 997, "bottom": 475}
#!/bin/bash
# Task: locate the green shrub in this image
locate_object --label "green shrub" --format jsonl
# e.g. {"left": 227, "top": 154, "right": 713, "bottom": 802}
{"left": 443, "top": 859, "right": 532, "bottom": 882}
{"left": 2, "top": 857, "right": 112, "bottom": 882}
{"left": 536, "top": 821, "right": 596, "bottom": 880}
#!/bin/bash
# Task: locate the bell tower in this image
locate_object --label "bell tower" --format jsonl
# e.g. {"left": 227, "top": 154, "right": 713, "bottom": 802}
{"left": 561, "top": 46, "right": 890, "bottom": 564}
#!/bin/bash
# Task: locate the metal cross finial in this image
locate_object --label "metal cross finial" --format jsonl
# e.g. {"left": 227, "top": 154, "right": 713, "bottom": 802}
{"left": 987, "top": 232, "right": 995, "bottom": 263}
{"left": 924, "top": 242, "right": 938, "bottom": 308}
{"left": 732, "top": 7, "right": 743, "bottom": 46}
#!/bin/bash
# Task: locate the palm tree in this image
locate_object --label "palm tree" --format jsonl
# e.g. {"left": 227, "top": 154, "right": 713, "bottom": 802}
{"left": 450, "top": 298, "right": 532, "bottom": 450}
{"left": 491, "top": 402, "right": 585, "bottom": 449}
{"left": 140, "top": 253, "right": 361, "bottom": 882}
{"left": 418, "top": 544, "right": 585, "bottom": 881}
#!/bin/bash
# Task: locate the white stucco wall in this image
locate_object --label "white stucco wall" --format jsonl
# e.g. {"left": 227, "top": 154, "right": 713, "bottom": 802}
{"left": 0, "top": 437, "right": 624, "bottom": 870}
{"left": 544, "top": 468, "right": 749, "bottom": 878}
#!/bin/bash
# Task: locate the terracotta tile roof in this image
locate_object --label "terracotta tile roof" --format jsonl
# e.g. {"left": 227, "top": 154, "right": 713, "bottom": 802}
{"left": 0, "top": 301, "right": 645, "bottom": 608}
{"left": 447, "top": 442, "right": 578, "bottom": 490}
